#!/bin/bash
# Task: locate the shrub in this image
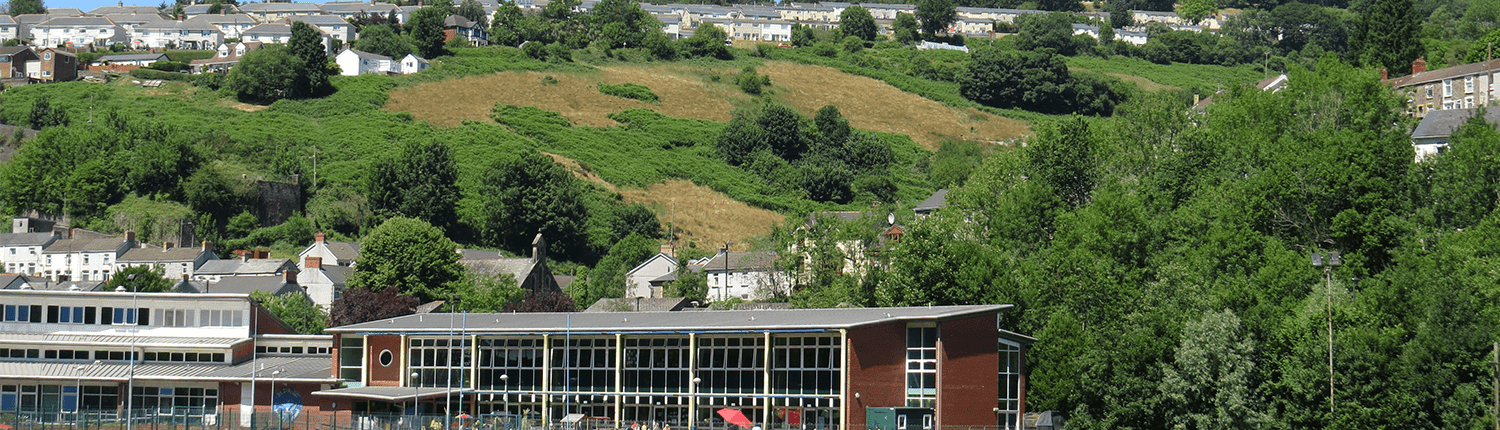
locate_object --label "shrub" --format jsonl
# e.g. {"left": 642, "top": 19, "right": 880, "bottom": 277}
{"left": 129, "top": 68, "right": 191, "bottom": 81}
{"left": 193, "top": 72, "right": 226, "bottom": 90}
{"left": 734, "top": 66, "right": 771, "bottom": 95}
{"left": 541, "top": 75, "right": 559, "bottom": 85}
{"left": 149, "top": 61, "right": 189, "bottom": 72}
{"left": 842, "top": 36, "right": 864, "bottom": 53}
{"left": 597, "top": 82, "right": 660, "bottom": 102}
{"left": 811, "top": 41, "right": 838, "bottom": 57}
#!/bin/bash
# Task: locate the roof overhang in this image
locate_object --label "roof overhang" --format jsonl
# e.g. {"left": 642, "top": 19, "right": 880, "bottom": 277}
{"left": 313, "top": 386, "right": 463, "bottom": 402}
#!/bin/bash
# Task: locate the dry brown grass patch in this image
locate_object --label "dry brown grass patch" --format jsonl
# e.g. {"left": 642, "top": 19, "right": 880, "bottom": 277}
{"left": 760, "top": 61, "right": 1031, "bottom": 150}
{"left": 385, "top": 66, "right": 743, "bottom": 127}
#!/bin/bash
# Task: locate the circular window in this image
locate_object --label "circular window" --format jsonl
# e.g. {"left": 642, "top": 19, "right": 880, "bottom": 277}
{"left": 379, "top": 349, "right": 393, "bottom": 367}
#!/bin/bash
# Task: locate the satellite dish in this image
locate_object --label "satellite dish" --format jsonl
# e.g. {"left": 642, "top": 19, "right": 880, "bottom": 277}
{"left": 887, "top": 213, "right": 896, "bottom": 226}
{"left": 115, "top": 286, "right": 126, "bottom": 292}
{"left": 68, "top": 284, "right": 80, "bottom": 291}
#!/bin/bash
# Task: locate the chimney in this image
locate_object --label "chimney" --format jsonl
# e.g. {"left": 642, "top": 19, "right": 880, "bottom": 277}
{"left": 1380, "top": 68, "right": 1388, "bottom": 80}
{"left": 284, "top": 268, "right": 297, "bottom": 283}
{"left": 164, "top": 242, "right": 174, "bottom": 250}
{"left": 305, "top": 256, "right": 322, "bottom": 269}
{"left": 1412, "top": 57, "right": 1427, "bottom": 74}
{"left": 315, "top": 232, "right": 326, "bottom": 243}
{"left": 125, "top": 231, "right": 136, "bottom": 244}
{"left": 202, "top": 240, "right": 212, "bottom": 252}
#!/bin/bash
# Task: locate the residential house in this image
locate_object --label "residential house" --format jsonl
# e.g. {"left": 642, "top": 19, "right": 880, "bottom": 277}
{"left": 735, "top": 7, "right": 783, "bottom": 21}
{"left": 442, "top": 14, "right": 488, "bottom": 46}
{"left": 297, "top": 232, "right": 359, "bottom": 268}
{"left": 132, "top": 19, "right": 224, "bottom": 49}
{"left": 913, "top": 188, "right": 948, "bottom": 219}
{"left": 115, "top": 241, "right": 217, "bottom": 282}
{"left": 701, "top": 250, "right": 787, "bottom": 301}
{"left": 187, "top": 13, "right": 260, "bottom": 39}
{"left": 335, "top": 48, "right": 391, "bottom": 76}
{"left": 181, "top": 3, "right": 241, "bottom": 17}
{"left": 40, "top": 232, "right": 135, "bottom": 283}
{"left": 240, "top": 2, "right": 325, "bottom": 21}
{"left": 759, "top": 20, "right": 793, "bottom": 41}
{"left": 293, "top": 15, "right": 355, "bottom": 43}
{"left": 955, "top": 17, "right": 993, "bottom": 36}
{"left": 0, "top": 231, "right": 58, "bottom": 276}
{"left": 85, "top": 5, "right": 162, "bottom": 16}
{"left": 0, "top": 15, "right": 17, "bottom": 42}
{"left": 1409, "top": 108, "right": 1500, "bottom": 162}
{"left": 458, "top": 234, "right": 560, "bottom": 296}
{"left": 192, "top": 258, "right": 298, "bottom": 283}
{"left": 1116, "top": 28, "right": 1149, "bottom": 45}
{"left": 188, "top": 41, "right": 262, "bottom": 74}
{"left": 0, "top": 46, "right": 38, "bottom": 79}
{"left": 1132, "top": 9, "right": 1183, "bottom": 25}
{"left": 296, "top": 256, "right": 350, "bottom": 310}
{"left": 32, "top": 48, "right": 78, "bottom": 81}
{"left": 624, "top": 253, "right": 677, "bottom": 298}
{"left": 775, "top": 3, "right": 838, "bottom": 22}
{"left": 181, "top": 271, "right": 306, "bottom": 298}
{"left": 396, "top": 53, "right": 429, "bottom": 74}
{"left": 104, "top": 13, "right": 168, "bottom": 37}
{"left": 864, "top": 3, "right": 917, "bottom": 20}
{"left": 94, "top": 52, "right": 169, "bottom": 67}
{"left": 0, "top": 274, "right": 29, "bottom": 290}
{"left": 320, "top": 1, "right": 407, "bottom": 24}
{"left": 658, "top": 15, "right": 683, "bottom": 39}
{"left": 29, "top": 16, "right": 127, "bottom": 48}
{"left": 1385, "top": 57, "right": 1500, "bottom": 117}
{"left": 242, "top": 22, "right": 332, "bottom": 54}
{"left": 0, "top": 288, "right": 338, "bottom": 423}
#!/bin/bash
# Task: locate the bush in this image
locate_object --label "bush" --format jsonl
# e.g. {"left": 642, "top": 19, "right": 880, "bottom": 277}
{"left": 164, "top": 50, "right": 214, "bottom": 62}
{"left": 734, "top": 66, "right": 771, "bottom": 95}
{"left": 522, "top": 41, "right": 546, "bottom": 59}
{"left": 129, "top": 68, "right": 191, "bottom": 81}
{"left": 149, "top": 61, "right": 189, "bottom": 72}
{"left": 597, "top": 82, "right": 660, "bottom": 102}
{"left": 842, "top": 36, "right": 864, "bottom": 53}
{"left": 193, "top": 72, "right": 226, "bottom": 90}
{"left": 811, "top": 41, "right": 838, "bottom": 57}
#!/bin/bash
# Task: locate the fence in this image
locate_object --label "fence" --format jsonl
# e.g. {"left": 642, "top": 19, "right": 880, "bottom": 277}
{"left": 0, "top": 410, "right": 858, "bottom": 430}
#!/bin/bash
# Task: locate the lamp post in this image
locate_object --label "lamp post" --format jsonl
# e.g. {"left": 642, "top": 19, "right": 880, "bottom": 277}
{"left": 412, "top": 372, "right": 422, "bottom": 430}
{"left": 500, "top": 374, "right": 509, "bottom": 416}
{"left": 74, "top": 363, "right": 85, "bottom": 430}
{"left": 125, "top": 274, "right": 139, "bottom": 430}
{"left": 720, "top": 242, "right": 733, "bottom": 301}
{"left": 270, "top": 370, "right": 282, "bottom": 430}
{"left": 1311, "top": 251, "right": 1341, "bottom": 415}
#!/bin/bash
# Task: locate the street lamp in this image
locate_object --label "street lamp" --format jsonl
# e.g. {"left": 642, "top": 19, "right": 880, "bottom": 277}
{"left": 1312, "top": 251, "right": 1342, "bottom": 415}
{"left": 720, "top": 241, "right": 733, "bottom": 301}
{"left": 412, "top": 371, "right": 422, "bottom": 430}
{"left": 271, "top": 370, "right": 282, "bottom": 430}
{"left": 499, "top": 374, "right": 509, "bottom": 416}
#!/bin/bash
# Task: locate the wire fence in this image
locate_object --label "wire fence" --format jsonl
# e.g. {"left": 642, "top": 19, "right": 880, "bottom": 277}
{"left": 0, "top": 411, "right": 1011, "bottom": 430}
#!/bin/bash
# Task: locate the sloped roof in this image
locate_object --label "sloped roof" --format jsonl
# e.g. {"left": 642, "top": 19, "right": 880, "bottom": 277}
{"left": 187, "top": 13, "right": 258, "bottom": 24}
{"left": 319, "top": 265, "right": 352, "bottom": 285}
{"left": 294, "top": 15, "right": 351, "bottom": 25}
{"left": 33, "top": 16, "right": 118, "bottom": 27}
{"left": 43, "top": 237, "right": 126, "bottom": 253}
{"left": 443, "top": 14, "right": 475, "bottom": 27}
{"left": 1411, "top": 108, "right": 1500, "bottom": 140}
{"left": 183, "top": 3, "right": 240, "bottom": 14}
{"left": 329, "top": 304, "right": 1010, "bottom": 333}
{"left": 584, "top": 297, "right": 691, "bottom": 312}
{"left": 118, "top": 246, "right": 208, "bottom": 263}
{"left": 200, "top": 276, "right": 302, "bottom": 296}
{"left": 0, "top": 355, "right": 335, "bottom": 383}
{"left": 0, "top": 232, "right": 56, "bottom": 247}
{"left": 103, "top": 13, "right": 168, "bottom": 25}
{"left": 240, "top": 3, "right": 324, "bottom": 12}
{"left": 0, "top": 15, "right": 14, "bottom": 25}
{"left": 341, "top": 48, "right": 390, "bottom": 61}
{"left": 244, "top": 22, "right": 294, "bottom": 35}
{"left": 1386, "top": 58, "right": 1500, "bottom": 88}
{"left": 701, "top": 251, "right": 777, "bottom": 272}
{"left": 461, "top": 258, "right": 536, "bottom": 281}
{"left": 197, "top": 259, "right": 294, "bottom": 275}
{"left": 313, "top": 240, "right": 361, "bottom": 261}
{"left": 86, "top": 5, "right": 162, "bottom": 15}
{"left": 96, "top": 53, "right": 170, "bottom": 63}
{"left": 457, "top": 249, "right": 505, "bottom": 260}
{"left": 138, "top": 19, "right": 221, "bottom": 31}
{"left": 914, "top": 188, "right": 949, "bottom": 212}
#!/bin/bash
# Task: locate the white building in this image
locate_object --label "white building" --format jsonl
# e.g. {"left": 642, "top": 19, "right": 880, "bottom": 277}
{"left": 192, "top": 258, "right": 298, "bottom": 283}
{"left": 0, "top": 15, "right": 19, "bottom": 42}
{"left": 40, "top": 234, "right": 135, "bottom": 283}
{"left": 319, "top": 1, "right": 407, "bottom": 24}
{"left": 336, "top": 48, "right": 390, "bottom": 76}
{"left": 115, "top": 242, "right": 218, "bottom": 282}
{"left": 239, "top": 2, "right": 324, "bottom": 21}
{"left": 132, "top": 19, "right": 223, "bottom": 50}
{"left": 29, "top": 16, "right": 127, "bottom": 47}
{"left": 297, "top": 233, "right": 359, "bottom": 268}
{"left": 396, "top": 53, "right": 428, "bottom": 74}
{"left": 186, "top": 13, "right": 259, "bottom": 39}
{"left": 188, "top": 41, "right": 262, "bottom": 74}
{"left": 0, "top": 232, "right": 57, "bottom": 276}
{"left": 625, "top": 253, "right": 677, "bottom": 299}
{"left": 701, "top": 251, "right": 789, "bottom": 302}
{"left": 242, "top": 22, "right": 331, "bottom": 54}
{"left": 293, "top": 15, "right": 354, "bottom": 43}
{"left": 295, "top": 255, "right": 350, "bottom": 310}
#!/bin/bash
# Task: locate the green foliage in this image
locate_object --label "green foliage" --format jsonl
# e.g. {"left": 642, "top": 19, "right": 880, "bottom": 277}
{"left": 354, "top": 25, "right": 413, "bottom": 59}
{"left": 225, "top": 45, "right": 298, "bottom": 103}
{"left": 894, "top": 13, "right": 920, "bottom": 44}
{"left": 1015, "top": 12, "right": 1084, "bottom": 56}
{"left": 1352, "top": 0, "right": 1423, "bottom": 74}
{"left": 571, "top": 232, "right": 658, "bottom": 306}
{"left": 251, "top": 290, "right": 329, "bottom": 335}
{"left": 841, "top": 36, "right": 864, "bottom": 53}
{"left": 1424, "top": 110, "right": 1500, "bottom": 229}
{"left": 597, "top": 82, "right": 660, "bottom": 102}
{"left": 348, "top": 217, "right": 466, "bottom": 303}
{"left": 456, "top": 0, "right": 489, "bottom": 29}
{"left": 129, "top": 68, "right": 191, "bottom": 82}
{"left": 1177, "top": 0, "right": 1219, "bottom": 23}
{"left": 734, "top": 66, "right": 772, "bottom": 95}
{"left": 490, "top": 2, "right": 525, "bottom": 47}
{"left": 28, "top": 97, "right": 68, "bottom": 129}
{"left": 467, "top": 147, "right": 590, "bottom": 258}
{"left": 148, "top": 61, "right": 188, "bottom": 72}
{"left": 101, "top": 265, "right": 175, "bottom": 293}
{"left": 449, "top": 272, "right": 525, "bottom": 312}
{"left": 408, "top": 6, "right": 451, "bottom": 59}
{"left": 680, "top": 22, "right": 731, "bottom": 59}
{"left": 791, "top": 24, "right": 818, "bottom": 47}
{"left": 916, "top": 0, "right": 958, "bottom": 36}
{"left": 840, "top": 6, "right": 878, "bottom": 41}
{"left": 959, "top": 46, "right": 1129, "bottom": 115}
{"left": 6, "top": 0, "right": 45, "bottom": 16}
{"left": 366, "top": 140, "right": 462, "bottom": 231}
{"left": 1159, "top": 309, "right": 1265, "bottom": 430}
{"left": 163, "top": 51, "right": 213, "bottom": 63}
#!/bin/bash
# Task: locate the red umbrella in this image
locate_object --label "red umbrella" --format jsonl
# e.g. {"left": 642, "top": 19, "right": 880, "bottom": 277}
{"left": 776, "top": 408, "right": 801, "bottom": 426}
{"left": 717, "top": 408, "right": 754, "bottom": 429}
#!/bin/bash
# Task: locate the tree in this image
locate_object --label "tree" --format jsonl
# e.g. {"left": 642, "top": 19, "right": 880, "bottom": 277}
{"left": 840, "top": 6, "right": 877, "bottom": 41}
{"left": 894, "top": 13, "right": 920, "bottom": 44}
{"left": 958, "top": 47, "right": 1073, "bottom": 112}
{"left": 226, "top": 45, "right": 298, "bottom": 102}
{"left": 1028, "top": 116, "right": 1098, "bottom": 208}
{"left": 1027, "top": 309, "right": 1089, "bottom": 413}
{"left": 916, "top": 0, "right": 958, "bottom": 36}
{"left": 589, "top": 0, "right": 660, "bottom": 50}
{"left": 1177, "top": 0, "right": 1218, "bottom": 23}
{"left": 489, "top": 2, "right": 524, "bottom": 46}
{"left": 206, "top": 0, "right": 223, "bottom": 14}
{"left": 288, "top": 21, "right": 333, "bottom": 98}
{"left": 449, "top": 272, "right": 524, "bottom": 312}
{"left": 680, "top": 22, "right": 730, "bottom": 59}
{"left": 365, "top": 140, "right": 461, "bottom": 231}
{"left": 791, "top": 23, "right": 817, "bottom": 47}
{"left": 1159, "top": 309, "right": 1265, "bottom": 430}
{"left": 28, "top": 97, "right": 68, "bottom": 129}
{"left": 469, "top": 150, "right": 589, "bottom": 259}
{"left": 6, "top": 0, "right": 44, "bottom": 16}
{"left": 504, "top": 290, "right": 578, "bottom": 312}
{"left": 101, "top": 266, "right": 175, "bottom": 293}
{"left": 330, "top": 286, "right": 419, "bottom": 327}
{"left": 251, "top": 290, "right": 329, "bottom": 335}
{"left": 354, "top": 25, "right": 413, "bottom": 59}
{"left": 1428, "top": 111, "right": 1500, "bottom": 228}
{"left": 456, "top": 0, "right": 488, "bottom": 29}
{"left": 1014, "top": 12, "right": 1082, "bottom": 55}
{"left": 1039, "top": 0, "right": 1084, "bottom": 12}
{"left": 1351, "top": 0, "right": 1421, "bottom": 74}
{"left": 347, "top": 217, "right": 466, "bottom": 303}
{"left": 407, "top": 5, "right": 449, "bottom": 59}
{"left": 572, "top": 233, "right": 657, "bottom": 307}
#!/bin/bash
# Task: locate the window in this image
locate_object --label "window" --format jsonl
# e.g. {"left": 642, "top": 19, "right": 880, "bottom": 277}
{"left": 43, "top": 52, "right": 51, "bottom": 60}
{"left": 131, "top": 386, "right": 217, "bottom": 414}
{"left": 4, "top": 305, "right": 30, "bottom": 322}
{"left": 198, "top": 310, "right": 243, "bottom": 327}
{"left": 623, "top": 337, "right": 690, "bottom": 393}
{"left": 340, "top": 337, "right": 365, "bottom": 383}
{"left": 1444, "top": 80, "right": 1454, "bottom": 97}
{"left": 905, "top": 325, "right": 937, "bottom": 408}
{"left": 698, "top": 336, "right": 764, "bottom": 394}
{"left": 410, "top": 338, "right": 472, "bottom": 387}
{"left": 550, "top": 337, "right": 615, "bottom": 392}
{"left": 479, "top": 337, "right": 542, "bottom": 390}
{"left": 998, "top": 339, "right": 1023, "bottom": 430}
{"left": 772, "top": 335, "right": 840, "bottom": 395}
{"left": 1465, "top": 76, "right": 1474, "bottom": 93}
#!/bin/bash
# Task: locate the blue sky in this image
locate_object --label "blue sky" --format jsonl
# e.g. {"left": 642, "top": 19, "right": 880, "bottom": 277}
{"left": 53, "top": 0, "right": 340, "bottom": 13}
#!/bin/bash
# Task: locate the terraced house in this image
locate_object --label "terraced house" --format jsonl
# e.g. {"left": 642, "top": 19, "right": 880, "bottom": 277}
{"left": 318, "top": 305, "right": 1033, "bottom": 430}
{"left": 29, "top": 17, "right": 127, "bottom": 47}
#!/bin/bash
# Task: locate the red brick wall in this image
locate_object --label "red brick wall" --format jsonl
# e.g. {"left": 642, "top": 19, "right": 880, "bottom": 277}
{"left": 230, "top": 339, "right": 255, "bottom": 364}
{"left": 846, "top": 323, "right": 907, "bottom": 430}
{"left": 331, "top": 334, "right": 343, "bottom": 378}
{"left": 366, "top": 335, "right": 404, "bottom": 386}
{"left": 938, "top": 315, "right": 999, "bottom": 427}
{"left": 222, "top": 381, "right": 338, "bottom": 413}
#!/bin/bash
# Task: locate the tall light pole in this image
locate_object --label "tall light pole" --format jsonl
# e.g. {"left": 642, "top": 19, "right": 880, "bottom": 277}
{"left": 125, "top": 274, "right": 139, "bottom": 430}
{"left": 500, "top": 374, "right": 509, "bottom": 417}
{"left": 1311, "top": 251, "right": 1341, "bottom": 416}
{"left": 74, "top": 363, "right": 85, "bottom": 430}
{"left": 720, "top": 242, "right": 733, "bottom": 301}
{"left": 270, "top": 370, "right": 282, "bottom": 430}
{"left": 412, "top": 372, "right": 422, "bottom": 430}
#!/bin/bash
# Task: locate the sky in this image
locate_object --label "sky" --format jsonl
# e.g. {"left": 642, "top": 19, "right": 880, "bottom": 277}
{"left": 51, "top": 0, "right": 342, "bottom": 14}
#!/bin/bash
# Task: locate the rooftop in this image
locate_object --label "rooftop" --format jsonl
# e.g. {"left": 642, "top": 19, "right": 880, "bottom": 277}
{"left": 328, "top": 304, "right": 1009, "bottom": 333}
{"left": 1411, "top": 108, "right": 1500, "bottom": 140}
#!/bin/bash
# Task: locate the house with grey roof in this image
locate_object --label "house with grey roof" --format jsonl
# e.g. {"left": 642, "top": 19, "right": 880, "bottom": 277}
{"left": 914, "top": 188, "right": 948, "bottom": 218}
{"left": 181, "top": 3, "right": 241, "bottom": 17}
{"left": 242, "top": 22, "right": 332, "bottom": 54}
{"left": 701, "top": 250, "right": 786, "bottom": 301}
{"left": 625, "top": 253, "right": 677, "bottom": 298}
{"left": 193, "top": 258, "right": 298, "bottom": 282}
{"left": 41, "top": 233, "right": 135, "bottom": 283}
{"left": 0, "top": 231, "right": 58, "bottom": 276}
{"left": 86, "top": 6, "right": 163, "bottom": 16}
{"left": 189, "top": 41, "right": 261, "bottom": 74}
{"left": 335, "top": 47, "right": 391, "bottom": 76}
{"left": 115, "top": 241, "right": 217, "bottom": 282}
{"left": 0, "top": 15, "right": 18, "bottom": 42}
{"left": 320, "top": 1, "right": 407, "bottom": 24}
{"left": 133, "top": 19, "right": 223, "bottom": 49}
{"left": 443, "top": 14, "right": 488, "bottom": 46}
{"left": 293, "top": 14, "right": 354, "bottom": 42}
{"left": 459, "top": 234, "right": 560, "bottom": 296}
{"left": 296, "top": 255, "right": 351, "bottom": 310}
{"left": 1409, "top": 108, "right": 1500, "bottom": 162}
{"left": 239, "top": 2, "right": 325, "bottom": 21}
{"left": 186, "top": 13, "right": 259, "bottom": 38}
{"left": 103, "top": 13, "right": 168, "bottom": 35}
{"left": 181, "top": 273, "right": 305, "bottom": 297}
{"left": 298, "top": 232, "right": 359, "bottom": 268}
{"left": 30, "top": 16, "right": 127, "bottom": 47}
{"left": 93, "top": 52, "right": 169, "bottom": 66}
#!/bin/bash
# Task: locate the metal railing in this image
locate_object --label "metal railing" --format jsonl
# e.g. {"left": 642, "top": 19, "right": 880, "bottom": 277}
{"left": 0, "top": 410, "right": 853, "bottom": 430}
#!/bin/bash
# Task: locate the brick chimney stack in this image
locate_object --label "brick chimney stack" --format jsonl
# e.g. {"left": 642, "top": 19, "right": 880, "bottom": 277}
{"left": 315, "top": 232, "right": 326, "bottom": 243}
{"left": 164, "top": 242, "right": 174, "bottom": 250}
{"left": 305, "top": 256, "right": 322, "bottom": 269}
{"left": 202, "top": 241, "right": 212, "bottom": 252}
{"left": 1413, "top": 57, "right": 1427, "bottom": 74}
{"left": 1380, "top": 68, "right": 1388, "bottom": 80}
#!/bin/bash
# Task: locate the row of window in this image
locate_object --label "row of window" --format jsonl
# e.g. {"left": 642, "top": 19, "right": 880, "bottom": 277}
{"left": 0, "top": 348, "right": 225, "bottom": 363}
{"left": 256, "top": 345, "right": 332, "bottom": 355}
{"left": 3, "top": 304, "right": 143, "bottom": 325}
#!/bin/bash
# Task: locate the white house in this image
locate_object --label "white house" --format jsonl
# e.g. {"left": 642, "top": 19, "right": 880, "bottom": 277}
{"left": 132, "top": 19, "right": 223, "bottom": 49}
{"left": 0, "top": 15, "right": 19, "bottom": 42}
{"left": 242, "top": 22, "right": 331, "bottom": 54}
{"left": 30, "top": 16, "right": 127, "bottom": 47}
{"left": 188, "top": 41, "right": 261, "bottom": 74}
{"left": 102, "top": 13, "right": 166, "bottom": 37}
{"left": 115, "top": 242, "right": 217, "bottom": 282}
{"left": 296, "top": 233, "right": 359, "bottom": 268}
{"left": 320, "top": 1, "right": 407, "bottom": 24}
{"left": 336, "top": 48, "right": 391, "bottom": 76}
{"left": 93, "top": 52, "right": 169, "bottom": 66}
{"left": 396, "top": 53, "right": 428, "bottom": 74}
{"left": 40, "top": 233, "right": 135, "bottom": 283}
{"left": 292, "top": 15, "right": 354, "bottom": 43}
{"left": 192, "top": 258, "right": 298, "bottom": 283}
{"left": 625, "top": 253, "right": 677, "bottom": 299}
{"left": 701, "top": 251, "right": 789, "bottom": 302}
{"left": 239, "top": 2, "right": 324, "bottom": 21}
{"left": 759, "top": 20, "right": 793, "bottom": 42}
{"left": 0, "top": 232, "right": 58, "bottom": 276}
{"left": 186, "top": 13, "right": 259, "bottom": 39}
{"left": 295, "top": 255, "right": 350, "bottom": 310}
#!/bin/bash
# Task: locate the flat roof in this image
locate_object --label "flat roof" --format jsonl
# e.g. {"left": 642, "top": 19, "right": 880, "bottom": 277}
{"left": 327, "top": 305, "right": 1010, "bottom": 334}
{"left": 314, "top": 386, "right": 462, "bottom": 402}
{"left": 0, "top": 356, "right": 335, "bottom": 383}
